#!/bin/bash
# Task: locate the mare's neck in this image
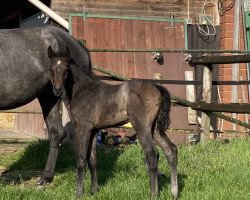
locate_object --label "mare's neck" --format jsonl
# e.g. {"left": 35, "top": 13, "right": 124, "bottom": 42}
{"left": 70, "top": 63, "right": 121, "bottom": 90}
{"left": 70, "top": 62, "right": 97, "bottom": 84}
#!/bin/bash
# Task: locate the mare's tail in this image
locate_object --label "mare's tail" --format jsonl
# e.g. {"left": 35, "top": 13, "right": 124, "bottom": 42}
{"left": 155, "top": 85, "right": 171, "bottom": 135}
{"left": 86, "top": 48, "right": 93, "bottom": 73}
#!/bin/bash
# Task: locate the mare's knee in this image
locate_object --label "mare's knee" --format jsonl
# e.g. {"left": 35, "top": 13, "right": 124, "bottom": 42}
{"left": 48, "top": 126, "right": 64, "bottom": 146}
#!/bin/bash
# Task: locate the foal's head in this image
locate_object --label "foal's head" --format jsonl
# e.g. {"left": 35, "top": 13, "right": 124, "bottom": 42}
{"left": 48, "top": 46, "right": 70, "bottom": 96}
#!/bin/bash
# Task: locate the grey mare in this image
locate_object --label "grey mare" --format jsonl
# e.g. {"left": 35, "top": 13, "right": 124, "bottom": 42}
{"left": 0, "top": 26, "right": 92, "bottom": 186}
{"left": 48, "top": 47, "right": 178, "bottom": 198}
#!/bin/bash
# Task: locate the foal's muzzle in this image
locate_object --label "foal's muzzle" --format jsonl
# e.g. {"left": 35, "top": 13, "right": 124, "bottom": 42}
{"left": 53, "top": 87, "right": 64, "bottom": 96}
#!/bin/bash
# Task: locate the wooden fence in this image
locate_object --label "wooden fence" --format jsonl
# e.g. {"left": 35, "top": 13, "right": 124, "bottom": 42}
{"left": 90, "top": 52, "right": 250, "bottom": 142}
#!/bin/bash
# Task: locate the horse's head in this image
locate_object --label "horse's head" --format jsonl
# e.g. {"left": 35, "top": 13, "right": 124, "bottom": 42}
{"left": 48, "top": 46, "right": 70, "bottom": 96}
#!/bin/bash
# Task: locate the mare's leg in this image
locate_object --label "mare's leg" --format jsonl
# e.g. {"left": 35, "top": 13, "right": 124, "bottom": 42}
{"left": 37, "top": 92, "right": 64, "bottom": 186}
{"left": 87, "top": 131, "right": 98, "bottom": 194}
{"left": 132, "top": 123, "right": 159, "bottom": 197}
{"left": 75, "top": 123, "right": 93, "bottom": 197}
{"left": 153, "top": 132, "right": 178, "bottom": 198}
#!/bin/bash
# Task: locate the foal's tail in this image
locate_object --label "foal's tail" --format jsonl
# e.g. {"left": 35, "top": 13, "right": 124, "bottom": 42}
{"left": 155, "top": 85, "right": 171, "bottom": 135}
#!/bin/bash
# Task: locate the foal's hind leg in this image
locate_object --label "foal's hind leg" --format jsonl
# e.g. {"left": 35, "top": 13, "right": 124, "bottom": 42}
{"left": 87, "top": 131, "right": 98, "bottom": 194}
{"left": 153, "top": 133, "right": 178, "bottom": 198}
{"left": 37, "top": 94, "right": 63, "bottom": 186}
{"left": 133, "top": 124, "right": 159, "bottom": 197}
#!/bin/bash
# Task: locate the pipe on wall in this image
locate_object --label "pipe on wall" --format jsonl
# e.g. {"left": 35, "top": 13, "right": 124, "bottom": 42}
{"left": 243, "top": 1, "right": 250, "bottom": 102}
{"left": 27, "top": 0, "right": 69, "bottom": 30}
{"left": 231, "top": 0, "right": 240, "bottom": 101}
{"left": 231, "top": 0, "right": 241, "bottom": 130}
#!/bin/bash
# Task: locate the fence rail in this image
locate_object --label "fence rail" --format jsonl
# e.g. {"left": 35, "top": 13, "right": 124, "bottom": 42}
{"left": 0, "top": 109, "right": 42, "bottom": 114}
{"left": 93, "top": 64, "right": 250, "bottom": 131}
{"left": 98, "top": 76, "right": 250, "bottom": 85}
{"left": 89, "top": 48, "right": 250, "bottom": 54}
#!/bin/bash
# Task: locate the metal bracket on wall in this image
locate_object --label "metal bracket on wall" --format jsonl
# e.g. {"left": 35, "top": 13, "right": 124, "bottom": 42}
{"left": 170, "top": 12, "right": 174, "bottom": 27}
{"left": 82, "top": 0, "right": 87, "bottom": 21}
{"left": 82, "top": 11, "right": 87, "bottom": 21}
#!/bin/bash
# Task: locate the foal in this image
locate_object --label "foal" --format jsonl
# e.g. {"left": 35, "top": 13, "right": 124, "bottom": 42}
{"left": 48, "top": 46, "right": 178, "bottom": 198}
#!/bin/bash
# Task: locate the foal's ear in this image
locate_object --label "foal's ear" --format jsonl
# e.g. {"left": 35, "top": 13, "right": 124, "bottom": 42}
{"left": 66, "top": 46, "right": 70, "bottom": 59}
{"left": 48, "top": 46, "right": 55, "bottom": 59}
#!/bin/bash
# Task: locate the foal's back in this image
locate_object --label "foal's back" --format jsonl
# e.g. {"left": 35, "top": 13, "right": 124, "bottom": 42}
{"left": 126, "top": 81, "right": 162, "bottom": 125}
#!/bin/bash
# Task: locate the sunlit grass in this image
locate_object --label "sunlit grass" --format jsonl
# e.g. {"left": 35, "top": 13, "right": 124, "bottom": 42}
{"left": 0, "top": 138, "right": 249, "bottom": 199}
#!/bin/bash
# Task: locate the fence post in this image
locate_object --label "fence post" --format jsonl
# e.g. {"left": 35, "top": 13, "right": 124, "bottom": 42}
{"left": 200, "top": 64, "right": 213, "bottom": 141}
{"left": 185, "top": 71, "right": 197, "bottom": 124}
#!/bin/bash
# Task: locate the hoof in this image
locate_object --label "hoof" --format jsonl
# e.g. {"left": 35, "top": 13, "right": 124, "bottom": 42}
{"left": 37, "top": 177, "right": 52, "bottom": 187}
{"left": 76, "top": 191, "right": 83, "bottom": 199}
{"left": 76, "top": 186, "right": 85, "bottom": 198}
{"left": 91, "top": 187, "right": 99, "bottom": 195}
{"left": 37, "top": 180, "right": 46, "bottom": 188}
{"left": 150, "top": 192, "right": 159, "bottom": 199}
{"left": 172, "top": 187, "right": 179, "bottom": 199}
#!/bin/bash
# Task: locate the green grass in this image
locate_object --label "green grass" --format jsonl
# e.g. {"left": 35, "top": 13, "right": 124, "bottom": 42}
{"left": 0, "top": 139, "right": 250, "bottom": 199}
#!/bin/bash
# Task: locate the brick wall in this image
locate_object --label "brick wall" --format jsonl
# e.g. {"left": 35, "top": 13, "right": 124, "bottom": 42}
{"left": 219, "top": 1, "right": 248, "bottom": 130}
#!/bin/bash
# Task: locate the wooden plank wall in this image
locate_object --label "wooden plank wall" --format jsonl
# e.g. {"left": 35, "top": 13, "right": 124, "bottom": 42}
{"left": 72, "top": 16, "right": 186, "bottom": 78}
{"left": 71, "top": 16, "right": 197, "bottom": 130}
{"left": 15, "top": 100, "right": 45, "bottom": 137}
{"left": 52, "top": 0, "right": 215, "bottom": 22}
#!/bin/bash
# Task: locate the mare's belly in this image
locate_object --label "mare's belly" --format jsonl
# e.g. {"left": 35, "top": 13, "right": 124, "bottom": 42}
{"left": 0, "top": 73, "right": 48, "bottom": 109}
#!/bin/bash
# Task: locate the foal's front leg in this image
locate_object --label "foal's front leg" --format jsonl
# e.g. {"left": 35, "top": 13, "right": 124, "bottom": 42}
{"left": 75, "top": 124, "right": 92, "bottom": 197}
{"left": 87, "top": 131, "right": 98, "bottom": 194}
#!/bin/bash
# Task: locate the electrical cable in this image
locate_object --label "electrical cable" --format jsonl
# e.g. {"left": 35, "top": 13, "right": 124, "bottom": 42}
{"left": 196, "top": 0, "right": 217, "bottom": 36}
{"left": 218, "top": 0, "right": 235, "bottom": 16}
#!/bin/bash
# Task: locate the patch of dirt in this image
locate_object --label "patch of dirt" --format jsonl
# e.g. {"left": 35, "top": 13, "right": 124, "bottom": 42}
{"left": 0, "top": 130, "right": 35, "bottom": 153}
{"left": 0, "top": 143, "right": 28, "bottom": 153}
{"left": 0, "top": 129, "right": 37, "bottom": 141}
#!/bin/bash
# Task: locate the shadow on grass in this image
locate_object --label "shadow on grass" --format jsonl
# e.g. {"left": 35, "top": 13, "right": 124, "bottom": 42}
{"left": 0, "top": 140, "right": 122, "bottom": 187}
{"left": 0, "top": 140, "right": 186, "bottom": 197}
{"left": 96, "top": 145, "right": 124, "bottom": 187}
